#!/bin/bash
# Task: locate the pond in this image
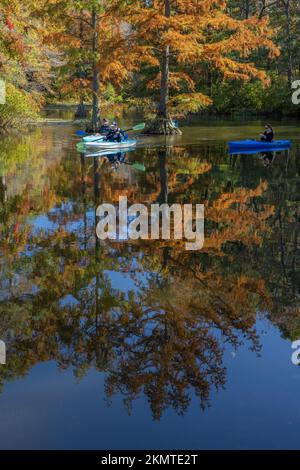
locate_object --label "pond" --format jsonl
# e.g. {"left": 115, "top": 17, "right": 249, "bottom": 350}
{"left": 0, "top": 118, "right": 299, "bottom": 450}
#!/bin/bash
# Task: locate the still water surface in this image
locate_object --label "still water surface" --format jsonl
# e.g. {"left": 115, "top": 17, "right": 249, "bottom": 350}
{"left": 0, "top": 119, "right": 299, "bottom": 449}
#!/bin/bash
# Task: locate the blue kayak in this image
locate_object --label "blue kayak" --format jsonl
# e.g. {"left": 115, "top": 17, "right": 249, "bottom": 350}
{"left": 229, "top": 139, "right": 291, "bottom": 151}
{"left": 229, "top": 146, "right": 291, "bottom": 156}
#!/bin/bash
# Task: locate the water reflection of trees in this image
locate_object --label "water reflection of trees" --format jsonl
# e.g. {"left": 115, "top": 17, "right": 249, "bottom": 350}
{"left": 0, "top": 140, "right": 298, "bottom": 419}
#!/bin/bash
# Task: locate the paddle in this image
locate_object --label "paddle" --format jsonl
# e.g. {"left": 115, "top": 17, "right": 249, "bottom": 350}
{"left": 107, "top": 161, "right": 145, "bottom": 172}
{"left": 76, "top": 142, "right": 86, "bottom": 153}
{"left": 125, "top": 162, "right": 146, "bottom": 172}
{"left": 126, "top": 122, "right": 146, "bottom": 132}
{"left": 75, "top": 130, "right": 88, "bottom": 137}
{"left": 75, "top": 122, "right": 145, "bottom": 139}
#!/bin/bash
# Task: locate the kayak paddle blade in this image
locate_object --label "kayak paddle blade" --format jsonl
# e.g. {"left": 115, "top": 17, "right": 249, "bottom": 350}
{"left": 132, "top": 163, "right": 146, "bottom": 171}
{"left": 76, "top": 130, "right": 87, "bottom": 137}
{"left": 76, "top": 142, "right": 86, "bottom": 153}
{"left": 131, "top": 123, "right": 146, "bottom": 131}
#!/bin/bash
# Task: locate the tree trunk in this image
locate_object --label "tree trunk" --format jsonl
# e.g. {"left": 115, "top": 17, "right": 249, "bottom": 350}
{"left": 79, "top": 154, "right": 88, "bottom": 249}
{"left": 89, "top": 6, "right": 101, "bottom": 132}
{"left": 158, "top": 149, "right": 168, "bottom": 204}
{"left": 244, "top": 0, "right": 250, "bottom": 18}
{"left": 158, "top": 44, "right": 170, "bottom": 119}
{"left": 146, "top": 0, "right": 181, "bottom": 135}
{"left": 75, "top": 96, "right": 88, "bottom": 119}
{"left": 94, "top": 156, "right": 101, "bottom": 251}
{"left": 0, "top": 175, "right": 7, "bottom": 204}
{"left": 75, "top": 18, "right": 88, "bottom": 120}
{"left": 284, "top": 0, "right": 293, "bottom": 87}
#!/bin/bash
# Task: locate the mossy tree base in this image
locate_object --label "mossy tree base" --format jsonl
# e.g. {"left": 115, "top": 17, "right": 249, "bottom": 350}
{"left": 145, "top": 117, "right": 182, "bottom": 135}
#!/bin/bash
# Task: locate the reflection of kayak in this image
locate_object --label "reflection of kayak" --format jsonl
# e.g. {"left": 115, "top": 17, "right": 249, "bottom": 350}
{"left": 229, "top": 146, "right": 291, "bottom": 156}
{"left": 229, "top": 139, "right": 291, "bottom": 151}
{"left": 84, "top": 148, "right": 145, "bottom": 172}
{"left": 85, "top": 147, "right": 136, "bottom": 158}
{"left": 83, "top": 139, "right": 137, "bottom": 148}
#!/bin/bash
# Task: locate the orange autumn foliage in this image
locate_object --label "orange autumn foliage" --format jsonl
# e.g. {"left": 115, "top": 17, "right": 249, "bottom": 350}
{"left": 128, "top": 0, "right": 280, "bottom": 113}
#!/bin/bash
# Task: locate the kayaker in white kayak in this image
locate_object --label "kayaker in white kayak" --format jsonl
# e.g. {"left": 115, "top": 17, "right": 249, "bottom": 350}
{"left": 106, "top": 122, "right": 128, "bottom": 143}
{"left": 99, "top": 118, "right": 110, "bottom": 134}
{"left": 85, "top": 119, "right": 110, "bottom": 136}
{"left": 260, "top": 123, "right": 274, "bottom": 142}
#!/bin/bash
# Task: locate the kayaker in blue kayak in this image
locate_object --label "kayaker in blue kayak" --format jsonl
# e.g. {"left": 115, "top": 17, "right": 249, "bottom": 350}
{"left": 261, "top": 151, "right": 275, "bottom": 167}
{"left": 260, "top": 123, "right": 274, "bottom": 142}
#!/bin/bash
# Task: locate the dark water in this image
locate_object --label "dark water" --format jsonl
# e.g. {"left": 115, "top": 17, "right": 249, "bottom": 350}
{"left": 0, "top": 120, "right": 299, "bottom": 449}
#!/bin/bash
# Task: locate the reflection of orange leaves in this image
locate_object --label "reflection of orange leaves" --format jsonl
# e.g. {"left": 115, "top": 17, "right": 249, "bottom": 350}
{"left": 233, "top": 276, "right": 270, "bottom": 308}
{"left": 209, "top": 181, "right": 268, "bottom": 212}
{"left": 13, "top": 221, "right": 20, "bottom": 241}
{"left": 204, "top": 182, "right": 275, "bottom": 252}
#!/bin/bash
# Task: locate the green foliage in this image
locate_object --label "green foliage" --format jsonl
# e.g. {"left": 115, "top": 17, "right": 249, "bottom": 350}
{"left": 0, "top": 129, "right": 42, "bottom": 176}
{"left": 211, "top": 80, "right": 265, "bottom": 114}
{"left": 102, "top": 83, "right": 123, "bottom": 103}
{"left": 0, "top": 83, "right": 39, "bottom": 131}
{"left": 169, "top": 93, "right": 212, "bottom": 117}
{"left": 209, "top": 76, "right": 300, "bottom": 116}
{"left": 261, "top": 76, "right": 294, "bottom": 115}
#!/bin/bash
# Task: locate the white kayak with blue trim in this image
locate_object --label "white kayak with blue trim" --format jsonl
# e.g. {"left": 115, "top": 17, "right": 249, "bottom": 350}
{"left": 83, "top": 134, "right": 105, "bottom": 142}
{"left": 85, "top": 147, "right": 136, "bottom": 158}
{"left": 83, "top": 139, "right": 137, "bottom": 148}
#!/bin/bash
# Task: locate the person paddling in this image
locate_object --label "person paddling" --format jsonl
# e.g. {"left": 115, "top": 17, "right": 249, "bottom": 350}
{"left": 99, "top": 118, "right": 110, "bottom": 134}
{"left": 261, "top": 151, "right": 275, "bottom": 167}
{"left": 260, "top": 124, "right": 274, "bottom": 142}
{"left": 106, "top": 122, "right": 128, "bottom": 142}
{"left": 106, "top": 122, "right": 118, "bottom": 141}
